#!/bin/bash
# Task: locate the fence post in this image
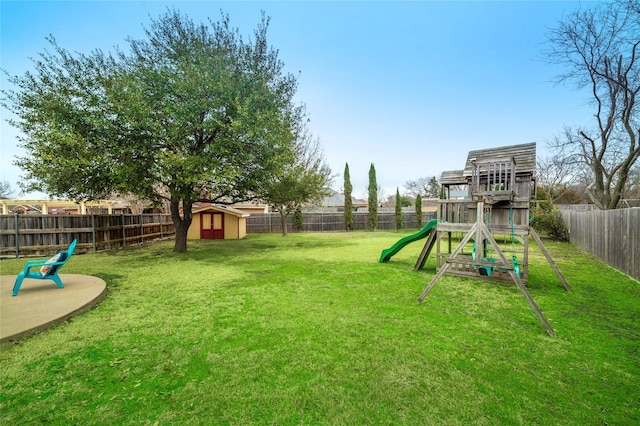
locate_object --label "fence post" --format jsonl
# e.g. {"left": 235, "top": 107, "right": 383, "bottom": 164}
{"left": 91, "top": 214, "right": 97, "bottom": 252}
{"left": 122, "top": 214, "right": 126, "bottom": 248}
{"left": 14, "top": 214, "right": 19, "bottom": 258}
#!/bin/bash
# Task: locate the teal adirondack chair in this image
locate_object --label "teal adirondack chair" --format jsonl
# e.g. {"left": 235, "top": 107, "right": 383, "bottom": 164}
{"left": 12, "top": 240, "right": 77, "bottom": 296}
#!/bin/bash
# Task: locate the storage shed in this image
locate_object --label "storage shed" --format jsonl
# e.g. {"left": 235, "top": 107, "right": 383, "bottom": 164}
{"left": 187, "top": 205, "right": 249, "bottom": 240}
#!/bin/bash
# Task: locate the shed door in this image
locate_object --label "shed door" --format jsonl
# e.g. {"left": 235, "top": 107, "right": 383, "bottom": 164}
{"left": 201, "top": 213, "right": 224, "bottom": 239}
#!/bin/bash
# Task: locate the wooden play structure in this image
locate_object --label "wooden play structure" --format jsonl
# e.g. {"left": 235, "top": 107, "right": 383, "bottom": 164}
{"left": 415, "top": 143, "right": 570, "bottom": 336}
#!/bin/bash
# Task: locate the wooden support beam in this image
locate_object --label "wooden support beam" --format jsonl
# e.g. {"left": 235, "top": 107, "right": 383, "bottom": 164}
{"left": 417, "top": 262, "right": 451, "bottom": 302}
{"left": 479, "top": 221, "right": 556, "bottom": 337}
{"left": 418, "top": 223, "right": 477, "bottom": 302}
{"left": 508, "top": 270, "right": 556, "bottom": 337}
{"left": 530, "top": 228, "right": 571, "bottom": 291}
{"left": 414, "top": 227, "right": 438, "bottom": 271}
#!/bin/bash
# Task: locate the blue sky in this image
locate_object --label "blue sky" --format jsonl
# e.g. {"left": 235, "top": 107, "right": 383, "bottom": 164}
{"left": 1, "top": 0, "right": 595, "bottom": 200}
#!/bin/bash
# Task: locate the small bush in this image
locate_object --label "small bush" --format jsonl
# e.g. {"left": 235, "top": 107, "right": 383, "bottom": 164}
{"left": 531, "top": 207, "right": 569, "bottom": 241}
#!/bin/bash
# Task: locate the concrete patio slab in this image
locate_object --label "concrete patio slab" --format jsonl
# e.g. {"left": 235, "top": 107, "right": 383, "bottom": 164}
{"left": 0, "top": 274, "right": 106, "bottom": 343}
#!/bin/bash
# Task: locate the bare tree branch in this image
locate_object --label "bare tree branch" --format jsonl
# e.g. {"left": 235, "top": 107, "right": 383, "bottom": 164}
{"left": 544, "top": 0, "right": 640, "bottom": 209}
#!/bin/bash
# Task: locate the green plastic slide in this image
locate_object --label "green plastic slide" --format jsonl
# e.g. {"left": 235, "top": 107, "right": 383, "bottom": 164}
{"left": 379, "top": 219, "right": 438, "bottom": 263}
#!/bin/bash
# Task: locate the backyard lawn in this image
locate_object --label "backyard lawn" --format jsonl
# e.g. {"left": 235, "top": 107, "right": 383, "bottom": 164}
{"left": 1, "top": 231, "right": 638, "bottom": 425}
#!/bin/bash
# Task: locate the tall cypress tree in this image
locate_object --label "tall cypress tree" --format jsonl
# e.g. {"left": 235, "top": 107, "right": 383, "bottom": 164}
{"left": 343, "top": 162, "right": 353, "bottom": 231}
{"left": 293, "top": 208, "right": 303, "bottom": 232}
{"left": 415, "top": 193, "right": 423, "bottom": 228}
{"left": 395, "top": 187, "right": 403, "bottom": 230}
{"left": 367, "top": 163, "right": 378, "bottom": 231}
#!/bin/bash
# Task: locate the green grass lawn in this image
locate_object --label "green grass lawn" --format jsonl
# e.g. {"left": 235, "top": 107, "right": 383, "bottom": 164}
{"left": 1, "top": 231, "right": 638, "bottom": 425}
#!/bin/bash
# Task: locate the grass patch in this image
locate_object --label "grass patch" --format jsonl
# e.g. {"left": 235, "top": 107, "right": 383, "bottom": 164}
{"left": 1, "top": 231, "right": 638, "bottom": 424}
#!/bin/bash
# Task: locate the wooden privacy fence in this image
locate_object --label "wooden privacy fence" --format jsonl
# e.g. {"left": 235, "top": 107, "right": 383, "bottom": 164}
{"left": 1, "top": 211, "right": 435, "bottom": 257}
{"left": 561, "top": 208, "right": 640, "bottom": 281}
{"left": 0, "top": 214, "right": 175, "bottom": 257}
{"left": 246, "top": 212, "right": 436, "bottom": 233}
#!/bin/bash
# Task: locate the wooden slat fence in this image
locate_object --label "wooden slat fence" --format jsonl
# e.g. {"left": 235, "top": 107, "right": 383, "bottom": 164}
{"left": 0, "top": 214, "right": 175, "bottom": 257}
{"left": 247, "top": 212, "right": 436, "bottom": 233}
{"left": 1, "top": 211, "right": 437, "bottom": 257}
{"left": 561, "top": 208, "right": 640, "bottom": 281}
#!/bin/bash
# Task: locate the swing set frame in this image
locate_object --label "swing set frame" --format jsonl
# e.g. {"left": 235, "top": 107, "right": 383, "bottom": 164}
{"left": 415, "top": 144, "right": 571, "bottom": 337}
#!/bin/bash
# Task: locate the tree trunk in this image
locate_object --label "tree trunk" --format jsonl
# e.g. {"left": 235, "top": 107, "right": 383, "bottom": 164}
{"left": 280, "top": 210, "right": 288, "bottom": 237}
{"left": 170, "top": 196, "right": 193, "bottom": 252}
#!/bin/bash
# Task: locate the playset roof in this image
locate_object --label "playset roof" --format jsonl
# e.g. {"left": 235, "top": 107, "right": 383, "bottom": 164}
{"left": 463, "top": 142, "right": 536, "bottom": 176}
{"left": 440, "top": 170, "right": 467, "bottom": 185}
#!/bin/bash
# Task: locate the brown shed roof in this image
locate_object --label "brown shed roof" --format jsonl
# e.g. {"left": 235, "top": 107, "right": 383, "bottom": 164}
{"left": 192, "top": 204, "right": 250, "bottom": 218}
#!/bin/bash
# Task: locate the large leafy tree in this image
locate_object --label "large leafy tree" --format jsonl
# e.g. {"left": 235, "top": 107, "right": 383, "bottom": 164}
{"left": 367, "top": 163, "right": 378, "bottom": 231}
{"left": 343, "top": 162, "right": 353, "bottom": 231}
{"left": 3, "top": 10, "right": 298, "bottom": 251}
{"left": 545, "top": 0, "right": 640, "bottom": 209}
{"left": 260, "top": 112, "right": 332, "bottom": 237}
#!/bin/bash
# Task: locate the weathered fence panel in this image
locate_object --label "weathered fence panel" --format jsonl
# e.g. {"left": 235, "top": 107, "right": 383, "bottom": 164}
{"left": 246, "top": 212, "right": 435, "bottom": 233}
{"left": 561, "top": 208, "right": 640, "bottom": 281}
{"left": 0, "top": 214, "right": 175, "bottom": 257}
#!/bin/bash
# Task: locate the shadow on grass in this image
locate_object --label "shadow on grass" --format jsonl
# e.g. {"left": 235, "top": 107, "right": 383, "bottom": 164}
{"left": 93, "top": 272, "right": 126, "bottom": 289}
